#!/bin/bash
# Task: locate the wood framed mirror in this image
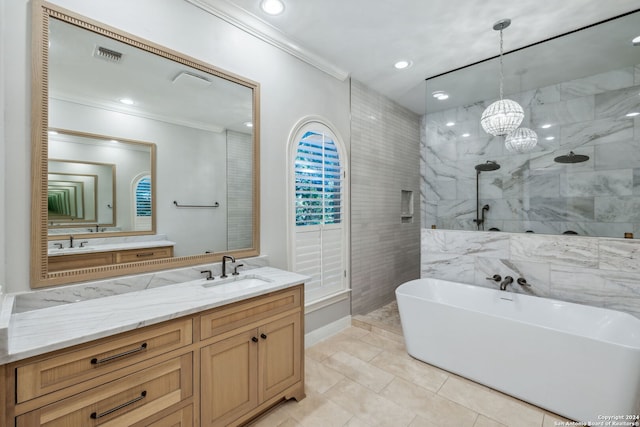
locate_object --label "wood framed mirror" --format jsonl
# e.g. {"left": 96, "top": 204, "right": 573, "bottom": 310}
{"left": 31, "top": 0, "right": 260, "bottom": 288}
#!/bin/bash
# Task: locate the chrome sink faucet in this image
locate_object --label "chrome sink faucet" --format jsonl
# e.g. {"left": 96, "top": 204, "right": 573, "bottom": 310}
{"left": 500, "top": 276, "right": 513, "bottom": 291}
{"left": 221, "top": 255, "right": 236, "bottom": 278}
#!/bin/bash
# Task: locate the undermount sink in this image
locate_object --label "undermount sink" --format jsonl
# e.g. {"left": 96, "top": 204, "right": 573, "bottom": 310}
{"left": 201, "top": 274, "right": 273, "bottom": 294}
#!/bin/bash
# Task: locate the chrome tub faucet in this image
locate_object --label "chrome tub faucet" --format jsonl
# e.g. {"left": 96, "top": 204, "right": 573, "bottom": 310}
{"left": 500, "top": 276, "right": 513, "bottom": 291}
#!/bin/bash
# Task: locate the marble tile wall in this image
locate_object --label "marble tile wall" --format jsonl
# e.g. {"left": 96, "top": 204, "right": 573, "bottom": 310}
{"left": 421, "top": 228, "right": 640, "bottom": 318}
{"left": 351, "top": 80, "right": 421, "bottom": 316}
{"left": 226, "top": 130, "right": 254, "bottom": 250}
{"left": 421, "top": 64, "right": 640, "bottom": 238}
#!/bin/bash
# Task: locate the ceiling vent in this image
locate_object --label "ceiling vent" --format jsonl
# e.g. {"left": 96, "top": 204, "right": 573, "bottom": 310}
{"left": 172, "top": 71, "right": 211, "bottom": 88}
{"left": 93, "top": 46, "right": 123, "bottom": 63}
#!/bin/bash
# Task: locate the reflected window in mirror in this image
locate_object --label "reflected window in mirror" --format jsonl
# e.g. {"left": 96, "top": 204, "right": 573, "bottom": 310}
{"left": 133, "top": 175, "right": 152, "bottom": 231}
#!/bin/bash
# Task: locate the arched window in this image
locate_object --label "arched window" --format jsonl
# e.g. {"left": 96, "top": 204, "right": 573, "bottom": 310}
{"left": 133, "top": 174, "right": 152, "bottom": 231}
{"left": 288, "top": 119, "right": 349, "bottom": 303}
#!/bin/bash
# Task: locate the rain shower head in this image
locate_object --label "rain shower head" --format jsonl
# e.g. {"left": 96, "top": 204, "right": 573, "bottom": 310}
{"left": 475, "top": 161, "right": 501, "bottom": 172}
{"left": 554, "top": 151, "right": 589, "bottom": 164}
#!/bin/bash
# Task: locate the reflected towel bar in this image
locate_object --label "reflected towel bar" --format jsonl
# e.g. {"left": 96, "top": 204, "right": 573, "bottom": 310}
{"left": 173, "top": 200, "right": 220, "bottom": 208}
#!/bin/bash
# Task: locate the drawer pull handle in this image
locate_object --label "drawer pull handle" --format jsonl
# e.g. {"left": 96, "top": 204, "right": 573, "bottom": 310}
{"left": 136, "top": 252, "right": 155, "bottom": 257}
{"left": 90, "top": 390, "right": 147, "bottom": 419}
{"left": 251, "top": 337, "right": 258, "bottom": 343}
{"left": 91, "top": 343, "right": 148, "bottom": 365}
{"left": 260, "top": 333, "right": 267, "bottom": 339}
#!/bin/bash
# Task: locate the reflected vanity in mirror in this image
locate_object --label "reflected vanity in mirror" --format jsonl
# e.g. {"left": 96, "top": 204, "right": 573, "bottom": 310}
{"left": 32, "top": 1, "right": 260, "bottom": 287}
{"left": 423, "top": 10, "right": 640, "bottom": 238}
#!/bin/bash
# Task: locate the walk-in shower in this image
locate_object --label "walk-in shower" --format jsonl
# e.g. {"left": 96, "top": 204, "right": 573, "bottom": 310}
{"left": 474, "top": 161, "right": 500, "bottom": 230}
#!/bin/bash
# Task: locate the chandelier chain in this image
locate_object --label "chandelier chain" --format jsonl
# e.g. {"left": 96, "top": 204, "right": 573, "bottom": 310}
{"left": 499, "top": 28, "right": 504, "bottom": 100}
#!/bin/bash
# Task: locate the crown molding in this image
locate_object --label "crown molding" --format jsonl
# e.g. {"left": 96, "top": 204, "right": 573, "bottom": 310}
{"left": 184, "top": 0, "right": 349, "bottom": 81}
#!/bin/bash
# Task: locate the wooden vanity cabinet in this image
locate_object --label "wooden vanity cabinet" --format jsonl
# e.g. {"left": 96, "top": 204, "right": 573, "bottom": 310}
{"left": 200, "top": 286, "right": 304, "bottom": 427}
{"left": 47, "top": 245, "right": 174, "bottom": 272}
{"left": 2, "top": 284, "right": 305, "bottom": 427}
{"left": 200, "top": 312, "right": 302, "bottom": 427}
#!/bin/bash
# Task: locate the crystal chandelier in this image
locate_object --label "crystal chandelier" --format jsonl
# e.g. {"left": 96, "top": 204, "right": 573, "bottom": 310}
{"left": 505, "top": 127, "right": 538, "bottom": 153}
{"left": 480, "top": 19, "right": 524, "bottom": 136}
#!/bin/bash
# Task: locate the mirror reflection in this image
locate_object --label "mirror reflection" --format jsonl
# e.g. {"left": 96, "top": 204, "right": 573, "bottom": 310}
{"left": 48, "top": 131, "right": 149, "bottom": 233}
{"left": 423, "top": 11, "right": 640, "bottom": 238}
{"left": 32, "top": 4, "right": 260, "bottom": 287}
{"left": 48, "top": 173, "right": 97, "bottom": 224}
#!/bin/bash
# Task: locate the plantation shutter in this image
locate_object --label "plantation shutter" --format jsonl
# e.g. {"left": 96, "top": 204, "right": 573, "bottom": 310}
{"left": 135, "top": 177, "right": 152, "bottom": 216}
{"left": 294, "top": 131, "right": 344, "bottom": 299}
{"left": 134, "top": 176, "right": 152, "bottom": 231}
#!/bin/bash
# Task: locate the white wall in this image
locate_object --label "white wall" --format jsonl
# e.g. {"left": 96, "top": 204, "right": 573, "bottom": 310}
{"left": 0, "top": 0, "right": 6, "bottom": 294}
{"left": 2, "top": 0, "right": 350, "bottom": 293}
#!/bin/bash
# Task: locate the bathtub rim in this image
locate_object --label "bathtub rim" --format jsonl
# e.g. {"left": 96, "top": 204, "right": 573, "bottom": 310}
{"left": 396, "top": 277, "right": 640, "bottom": 351}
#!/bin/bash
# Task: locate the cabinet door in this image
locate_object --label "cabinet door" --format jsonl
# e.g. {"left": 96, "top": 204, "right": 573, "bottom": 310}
{"left": 258, "top": 313, "right": 302, "bottom": 402}
{"left": 201, "top": 329, "right": 258, "bottom": 427}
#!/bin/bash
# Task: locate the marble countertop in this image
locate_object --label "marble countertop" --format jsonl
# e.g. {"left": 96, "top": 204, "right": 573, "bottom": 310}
{"left": 0, "top": 267, "right": 308, "bottom": 364}
{"left": 48, "top": 239, "right": 176, "bottom": 256}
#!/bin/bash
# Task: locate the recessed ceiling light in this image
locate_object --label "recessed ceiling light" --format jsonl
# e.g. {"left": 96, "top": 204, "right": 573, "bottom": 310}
{"left": 545, "top": 136, "right": 555, "bottom": 141}
{"left": 119, "top": 98, "right": 134, "bottom": 105}
{"left": 48, "top": 130, "right": 58, "bottom": 135}
{"left": 261, "top": 0, "right": 285, "bottom": 15}
{"left": 462, "top": 133, "right": 470, "bottom": 138}
{"left": 446, "top": 121, "right": 455, "bottom": 127}
{"left": 541, "top": 123, "right": 552, "bottom": 129}
{"left": 626, "top": 112, "right": 640, "bottom": 117}
{"left": 632, "top": 35, "right": 640, "bottom": 46}
{"left": 243, "top": 121, "right": 254, "bottom": 128}
{"left": 110, "top": 140, "right": 119, "bottom": 144}
{"left": 394, "top": 60, "right": 412, "bottom": 70}
{"left": 432, "top": 91, "right": 449, "bottom": 101}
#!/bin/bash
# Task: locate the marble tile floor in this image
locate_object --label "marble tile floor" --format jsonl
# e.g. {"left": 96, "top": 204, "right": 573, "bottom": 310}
{"left": 248, "top": 303, "right": 571, "bottom": 427}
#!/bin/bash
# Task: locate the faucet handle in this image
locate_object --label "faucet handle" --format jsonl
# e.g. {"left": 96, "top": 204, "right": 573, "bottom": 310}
{"left": 517, "top": 277, "right": 531, "bottom": 287}
{"left": 486, "top": 274, "right": 502, "bottom": 282}
{"left": 232, "top": 263, "right": 244, "bottom": 276}
{"left": 79, "top": 241, "right": 89, "bottom": 247}
{"left": 200, "top": 270, "right": 214, "bottom": 280}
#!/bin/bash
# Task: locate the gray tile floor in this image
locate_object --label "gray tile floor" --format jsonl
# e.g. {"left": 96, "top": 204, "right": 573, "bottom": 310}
{"left": 248, "top": 302, "right": 571, "bottom": 427}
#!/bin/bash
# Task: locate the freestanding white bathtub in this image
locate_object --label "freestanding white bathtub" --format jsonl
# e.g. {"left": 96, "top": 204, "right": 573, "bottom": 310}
{"left": 396, "top": 277, "right": 640, "bottom": 422}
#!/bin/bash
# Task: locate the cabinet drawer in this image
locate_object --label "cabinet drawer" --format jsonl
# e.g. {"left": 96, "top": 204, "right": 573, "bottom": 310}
{"left": 16, "top": 354, "right": 192, "bottom": 427}
{"left": 48, "top": 252, "right": 114, "bottom": 272}
{"left": 132, "top": 403, "right": 193, "bottom": 427}
{"left": 16, "top": 318, "right": 192, "bottom": 403}
{"left": 200, "top": 286, "right": 302, "bottom": 341}
{"left": 115, "top": 246, "right": 173, "bottom": 263}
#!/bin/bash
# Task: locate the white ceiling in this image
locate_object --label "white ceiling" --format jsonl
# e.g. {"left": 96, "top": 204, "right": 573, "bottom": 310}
{"left": 49, "top": 17, "right": 254, "bottom": 134}
{"left": 199, "top": 0, "right": 640, "bottom": 114}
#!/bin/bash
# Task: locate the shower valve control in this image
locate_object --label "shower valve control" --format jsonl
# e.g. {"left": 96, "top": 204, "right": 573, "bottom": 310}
{"left": 517, "top": 277, "right": 531, "bottom": 287}
{"left": 486, "top": 275, "right": 502, "bottom": 282}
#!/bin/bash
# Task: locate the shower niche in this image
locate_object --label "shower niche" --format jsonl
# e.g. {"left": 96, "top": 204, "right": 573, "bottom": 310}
{"left": 401, "top": 190, "right": 414, "bottom": 224}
